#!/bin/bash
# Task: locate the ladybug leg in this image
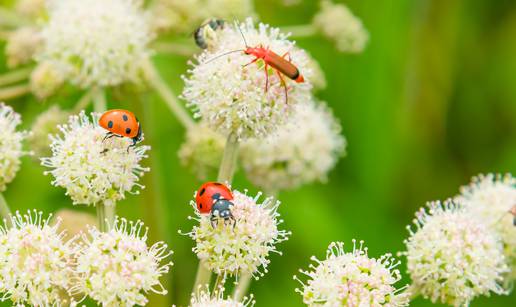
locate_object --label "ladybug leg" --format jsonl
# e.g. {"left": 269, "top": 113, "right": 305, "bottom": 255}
{"left": 102, "top": 132, "right": 115, "bottom": 143}
{"left": 276, "top": 70, "right": 288, "bottom": 104}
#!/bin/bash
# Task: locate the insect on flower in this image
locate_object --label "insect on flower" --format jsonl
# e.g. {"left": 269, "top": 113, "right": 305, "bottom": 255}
{"left": 204, "top": 22, "right": 305, "bottom": 104}
{"left": 510, "top": 204, "right": 516, "bottom": 226}
{"left": 195, "top": 182, "right": 236, "bottom": 227}
{"left": 194, "top": 19, "right": 226, "bottom": 49}
{"left": 99, "top": 109, "right": 142, "bottom": 152}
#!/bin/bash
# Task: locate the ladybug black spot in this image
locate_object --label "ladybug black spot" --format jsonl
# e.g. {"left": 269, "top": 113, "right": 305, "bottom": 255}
{"left": 214, "top": 183, "right": 222, "bottom": 185}
{"left": 108, "top": 121, "right": 113, "bottom": 128}
{"left": 199, "top": 203, "right": 203, "bottom": 209}
{"left": 122, "top": 114, "right": 128, "bottom": 121}
{"left": 199, "top": 188, "right": 206, "bottom": 196}
{"left": 125, "top": 128, "right": 131, "bottom": 135}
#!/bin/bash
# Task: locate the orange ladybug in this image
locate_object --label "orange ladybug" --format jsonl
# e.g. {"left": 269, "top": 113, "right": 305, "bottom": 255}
{"left": 195, "top": 182, "right": 233, "bottom": 214}
{"left": 99, "top": 109, "right": 142, "bottom": 149}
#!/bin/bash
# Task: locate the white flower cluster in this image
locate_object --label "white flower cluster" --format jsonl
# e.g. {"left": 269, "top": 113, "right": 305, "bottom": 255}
{"left": 5, "top": 27, "right": 42, "bottom": 68}
{"left": 190, "top": 286, "right": 255, "bottom": 307}
{"left": 295, "top": 241, "right": 410, "bottom": 307}
{"left": 403, "top": 200, "right": 508, "bottom": 306}
{"left": 182, "top": 18, "right": 313, "bottom": 140}
{"left": 28, "top": 105, "right": 69, "bottom": 157}
{"left": 0, "top": 211, "right": 78, "bottom": 306}
{"left": 30, "top": 62, "right": 65, "bottom": 100}
{"left": 0, "top": 103, "right": 29, "bottom": 192}
{"left": 241, "top": 102, "right": 345, "bottom": 192}
{"left": 38, "top": 0, "right": 152, "bottom": 88}
{"left": 313, "top": 0, "right": 369, "bottom": 53}
{"left": 178, "top": 124, "right": 225, "bottom": 181}
{"left": 184, "top": 190, "right": 290, "bottom": 278}
{"left": 41, "top": 111, "right": 149, "bottom": 205}
{"left": 74, "top": 218, "right": 173, "bottom": 306}
{"left": 149, "top": 0, "right": 254, "bottom": 33}
{"left": 456, "top": 173, "right": 516, "bottom": 280}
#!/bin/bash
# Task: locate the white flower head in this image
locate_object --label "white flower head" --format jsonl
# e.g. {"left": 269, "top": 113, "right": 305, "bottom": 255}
{"left": 30, "top": 62, "right": 65, "bottom": 100}
{"left": 28, "top": 105, "right": 69, "bottom": 157}
{"left": 183, "top": 190, "right": 290, "bottom": 278}
{"left": 402, "top": 200, "right": 509, "bottom": 306}
{"left": 294, "top": 240, "right": 410, "bottom": 307}
{"left": 241, "top": 102, "right": 345, "bottom": 192}
{"left": 15, "top": 0, "right": 46, "bottom": 19}
{"left": 313, "top": 0, "right": 369, "bottom": 53}
{"left": 149, "top": 0, "right": 254, "bottom": 34}
{"left": 0, "top": 103, "right": 30, "bottom": 192}
{"left": 0, "top": 210, "right": 78, "bottom": 306}
{"left": 182, "top": 18, "right": 313, "bottom": 140}
{"left": 38, "top": 0, "right": 152, "bottom": 88}
{"left": 178, "top": 124, "right": 225, "bottom": 181}
{"left": 456, "top": 173, "right": 516, "bottom": 280}
{"left": 5, "top": 27, "right": 42, "bottom": 68}
{"left": 74, "top": 218, "right": 173, "bottom": 306}
{"left": 41, "top": 111, "right": 150, "bottom": 206}
{"left": 190, "top": 285, "right": 255, "bottom": 307}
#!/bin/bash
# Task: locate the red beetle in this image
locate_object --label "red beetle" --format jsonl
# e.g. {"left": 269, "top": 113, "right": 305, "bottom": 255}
{"left": 99, "top": 109, "right": 142, "bottom": 150}
{"left": 195, "top": 182, "right": 233, "bottom": 214}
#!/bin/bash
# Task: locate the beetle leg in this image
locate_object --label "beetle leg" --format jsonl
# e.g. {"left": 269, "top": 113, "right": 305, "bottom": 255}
{"left": 210, "top": 216, "right": 218, "bottom": 228}
{"left": 242, "top": 57, "right": 259, "bottom": 68}
{"left": 281, "top": 51, "right": 293, "bottom": 62}
{"left": 264, "top": 63, "right": 270, "bottom": 92}
{"left": 276, "top": 70, "right": 288, "bottom": 104}
{"left": 102, "top": 132, "right": 115, "bottom": 143}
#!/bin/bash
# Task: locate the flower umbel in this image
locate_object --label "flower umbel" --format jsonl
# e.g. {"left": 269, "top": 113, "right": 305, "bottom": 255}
{"left": 178, "top": 124, "right": 225, "bottom": 181}
{"left": 313, "top": 0, "right": 368, "bottom": 53}
{"left": 241, "top": 101, "right": 345, "bottom": 192}
{"left": 0, "top": 210, "right": 78, "bottom": 306}
{"left": 190, "top": 286, "right": 255, "bottom": 307}
{"left": 295, "top": 240, "right": 410, "bottom": 307}
{"left": 402, "top": 200, "right": 508, "bottom": 306}
{"left": 28, "top": 105, "right": 69, "bottom": 157}
{"left": 0, "top": 103, "right": 29, "bottom": 192}
{"left": 38, "top": 0, "right": 152, "bottom": 88}
{"left": 41, "top": 111, "right": 149, "bottom": 205}
{"left": 74, "top": 218, "right": 173, "bottom": 306}
{"left": 182, "top": 18, "right": 313, "bottom": 139}
{"left": 184, "top": 190, "right": 290, "bottom": 278}
{"left": 456, "top": 173, "right": 516, "bottom": 280}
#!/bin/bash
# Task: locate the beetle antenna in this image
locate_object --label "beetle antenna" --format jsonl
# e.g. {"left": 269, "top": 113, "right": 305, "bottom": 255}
{"left": 234, "top": 19, "right": 248, "bottom": 47}
{"left": 203, "top": 49, "right": 245, "bottom": 64}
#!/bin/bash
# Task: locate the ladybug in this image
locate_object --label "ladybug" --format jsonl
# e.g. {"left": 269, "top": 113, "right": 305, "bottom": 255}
{"left": 195, "top": 182, "right": 235, "bottom": 227}
{"left": 194, "top": 19, "right": 226, "bottom": 49}
{"left": 99, "top": 109, "right": 142, "bottom": 151}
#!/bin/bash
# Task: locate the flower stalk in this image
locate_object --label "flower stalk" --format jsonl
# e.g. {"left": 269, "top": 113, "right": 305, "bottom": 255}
{"left": 143, "top": 59, "right": 195, "bottom": 129}
{"left": 0, "top": 67, "right": 32, "bottom": 87}
{"left": 233, "top": 272, "right": 252, "bottom": 301}
{"left": 0, "top": 83, "right": 30, "bottom": 100}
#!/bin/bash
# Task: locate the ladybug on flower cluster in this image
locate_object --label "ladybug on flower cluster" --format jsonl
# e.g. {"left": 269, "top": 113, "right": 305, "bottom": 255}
{"left": 195, "top": 182, "right": 235, "bottom": 227}
{"left": 98, "top": 109, "right": 142, "bottom": 152}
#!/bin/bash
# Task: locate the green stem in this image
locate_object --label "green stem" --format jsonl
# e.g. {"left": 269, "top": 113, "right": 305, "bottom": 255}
{"left": 192, "top": 260, "right": 212, "bottom": 294}
{"left": 152, "top": 42, "right": 198, "bottom": 56}
{"left": 92, "top": 87, "right": 107, "bottom": 112}
{"left": 232, "top": 272, "right": 252, "bottom": 301}
{"left": 142, "top": 59, "right": 195, "bottom": 129}
{"left": 282, "top": 24, "right": 318, "bottom": 37}
{"left": 0, "top": 67, "right": 32, "bottom": 87}
{"left": 217, "top": 133, "right": 239, "bottom": 183}
{"left": 212, "top": 274, "right": 225, "bottom": 296}
{"left": 0, "top": 83, "right": 30, "bottom": 100}
{"left": 0, "top": 193, "right": 13, "bottom": 228}
{"left": 73, "top": 90, "right": 93, "bottom": 113}
{"left": 96, "top": 201, "right": 116, "bottom": 232}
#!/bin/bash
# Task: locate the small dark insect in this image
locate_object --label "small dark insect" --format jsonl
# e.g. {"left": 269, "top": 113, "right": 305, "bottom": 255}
{"left": 194, "top": 19, "right": 226, "bottom": 49}
{"left": 99, "top": 109, "right": 142, "bottom": 153}
{"left": 510, "top": 204, "right": 516, "bottom": 226}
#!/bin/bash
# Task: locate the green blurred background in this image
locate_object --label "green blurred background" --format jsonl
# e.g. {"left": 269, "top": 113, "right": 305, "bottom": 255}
{"left": 1, "top": 0, "right": 516, "bottom": 306}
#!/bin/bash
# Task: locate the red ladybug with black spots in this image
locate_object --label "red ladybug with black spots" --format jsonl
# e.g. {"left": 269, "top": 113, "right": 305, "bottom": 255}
{"left": 195, "top": 182, "right": 235, "bottom": 227}
{"left": 99, "top": 109, "right": 142, "bottom": 150}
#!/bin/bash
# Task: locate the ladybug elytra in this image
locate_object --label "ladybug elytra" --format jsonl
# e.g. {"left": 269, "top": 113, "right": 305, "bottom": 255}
{"left": 99, "top": 109, "right": 142, "bottom": 150}
{"left": 195, "top": 182, "right": 235, "bottom": 227}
